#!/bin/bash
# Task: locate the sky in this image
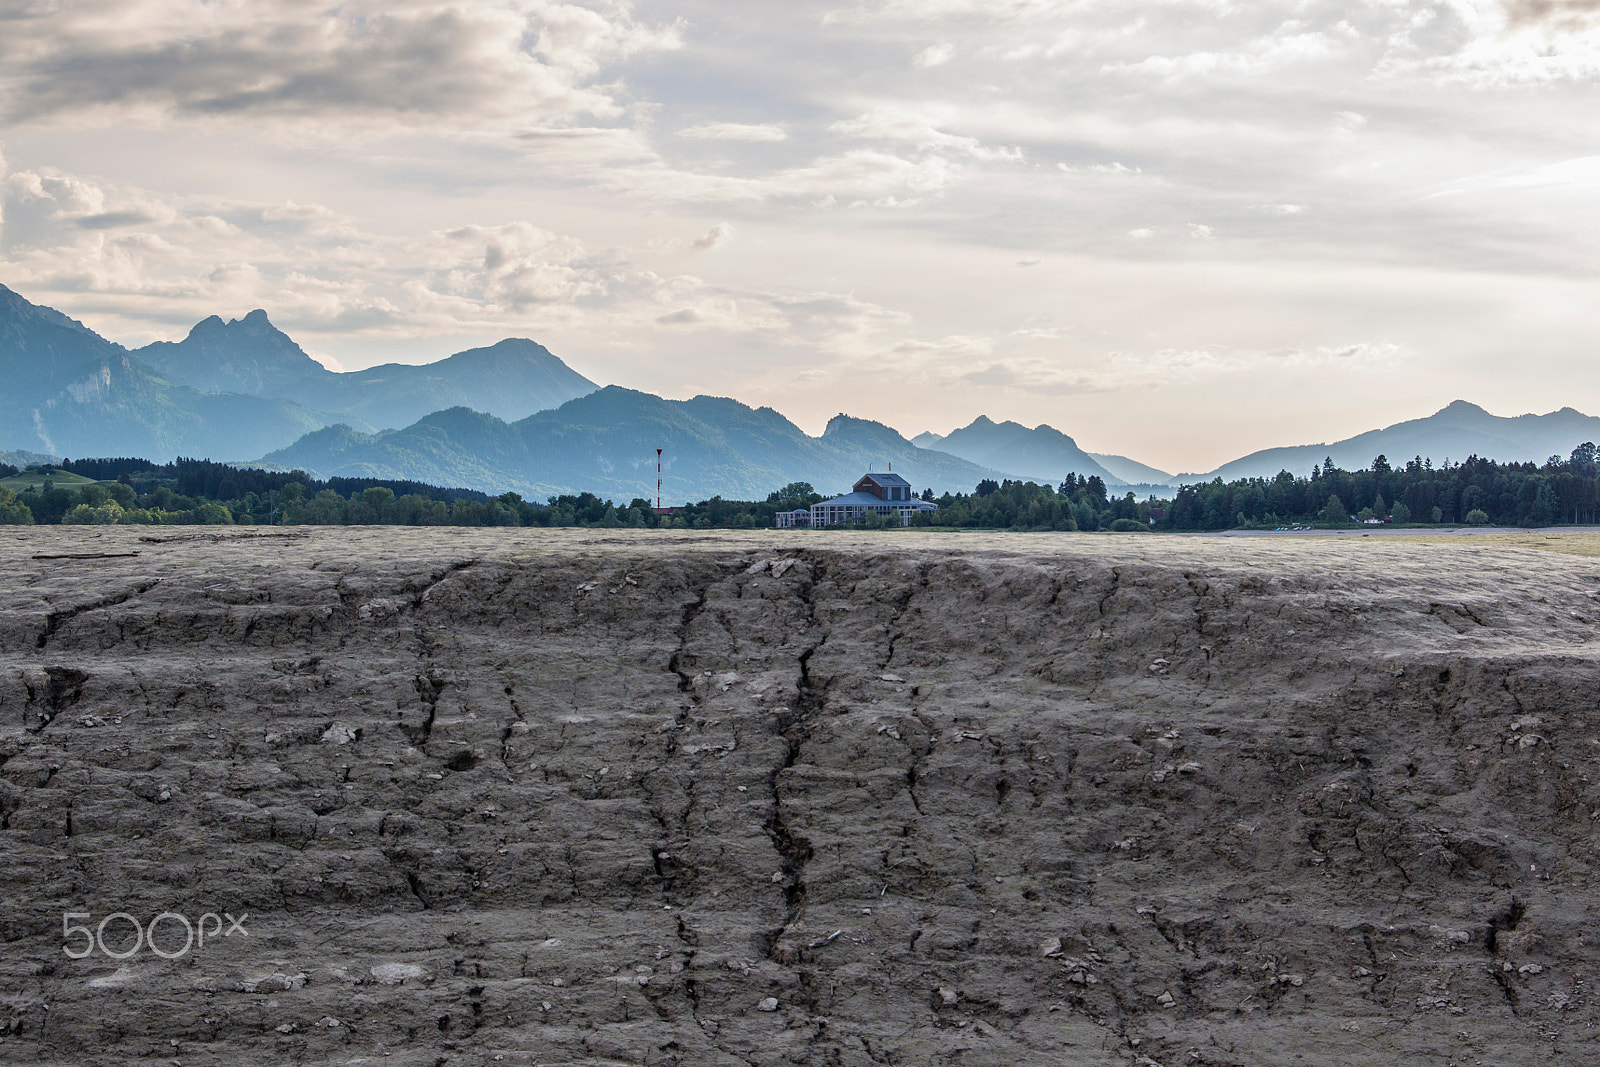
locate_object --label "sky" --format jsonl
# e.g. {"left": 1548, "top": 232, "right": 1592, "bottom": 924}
{"left": 2, "top": 0, "right": 1599, "bottom": 474}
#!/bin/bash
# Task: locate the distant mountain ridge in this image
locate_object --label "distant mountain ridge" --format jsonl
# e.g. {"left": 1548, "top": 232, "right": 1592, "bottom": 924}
{"left": 0, "top": 284, "right": 339, "bottom": 461}
{"left": 913, "top": 417, "right": 1167, "bottom": 488}
{"left": 1172, "top": 400, "right": 1600, "bottom": 484}
{"left": 1089, "top": 452, "right": 1174, "bottom": 485}
{"left": 1, "top": 283, "right": 600, "bottom": 462}
{"left": 262, "top": 387, "right": 1015, "bottom": 502}
{"left": 133, "top": 309, "right": 332, "bottom": 397}
{"left": 134, "top": 313, "right": 597, "bottom": 429}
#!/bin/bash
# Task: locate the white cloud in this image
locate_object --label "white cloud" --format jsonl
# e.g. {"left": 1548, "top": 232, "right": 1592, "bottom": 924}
{"left": 1109, "top": 341, "right": 1408, "bottom": 386}
{"left": 913, "top": 42, "right": 955, "bottom": 68}
{"left": 829, "top": 107, "right": 1024, "bottom": 162}
{"left": 1431, "top": 154, "right": 1600, "bottom": 197}
{"left": 692, "top": 223, "right": 735, "bottom": 250}
{"left": 1057, "top": 161, "right": 1142, "bottom": 175}
{"left": 514, "top": 126, "right": 657, "bottom": 160}
{"left": 608, "top": 148, "right": 961, "bottom": 203}
{"left": 678, "top": 122, "right": 788, "bottom": 142}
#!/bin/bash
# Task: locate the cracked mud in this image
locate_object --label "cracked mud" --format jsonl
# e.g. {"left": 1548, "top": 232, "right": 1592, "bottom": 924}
{"left": 3, "top": 527, "right": 1600, "bottom": 1065}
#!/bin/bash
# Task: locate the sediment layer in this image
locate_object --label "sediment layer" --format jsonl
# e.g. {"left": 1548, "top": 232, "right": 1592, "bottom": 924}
{"left": 2, "top": 527, "right": 1598, "bottom": 1065}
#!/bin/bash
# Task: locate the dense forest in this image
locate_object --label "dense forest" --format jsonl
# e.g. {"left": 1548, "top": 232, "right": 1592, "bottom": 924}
{"left": 1158, "top": 447, "right": 1600, "bottom": 530}
{"left": 2, "top": 446, "right": 1598, "bottom": 531}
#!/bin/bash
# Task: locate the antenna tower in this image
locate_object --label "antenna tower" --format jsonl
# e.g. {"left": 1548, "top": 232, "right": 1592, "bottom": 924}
{"left": 656, "top": 449, "right": 663, "bottom": 510}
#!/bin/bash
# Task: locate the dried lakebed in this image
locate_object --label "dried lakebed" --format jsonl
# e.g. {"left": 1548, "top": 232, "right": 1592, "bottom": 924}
{"left": 2, "top": 527, "right": 1599, "bottom": 1065}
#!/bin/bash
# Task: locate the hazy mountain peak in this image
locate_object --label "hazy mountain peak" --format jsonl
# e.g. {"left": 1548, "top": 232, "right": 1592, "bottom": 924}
{"left": 934, "top": 414, "right": 1118, "bottom": 485}
{"left": 1175, "top": 400, "right": 1600, "bottom": 484}
{"left": 822, "top": 414, "right": 906, "bottom": 444}
{"left": 138, "top": 308, "right": 326, "bottom": 397}
{"left": 0, "top": 283, "right": 120, "bottom": 346}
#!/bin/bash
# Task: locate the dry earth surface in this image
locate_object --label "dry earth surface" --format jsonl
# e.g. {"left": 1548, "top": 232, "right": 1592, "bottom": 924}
{"left": 3, "top": 526, "right": 1600, "bottom": 1066}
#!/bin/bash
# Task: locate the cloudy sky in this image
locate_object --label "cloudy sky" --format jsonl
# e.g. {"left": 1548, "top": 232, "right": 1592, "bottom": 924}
{"left": 3, "top": 0, "right": 1599, "bottom": 473}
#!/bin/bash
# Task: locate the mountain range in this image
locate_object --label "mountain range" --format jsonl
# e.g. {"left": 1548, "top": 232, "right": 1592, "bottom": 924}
{"left": 133, "top": 311, "right": 596, "bottom": 429}
{"left": 1165, "top": 400, "right": 1600, "bottom": 483}
{"left": 0, "top": 284, "right": 597, "bottom": 463}
{"left": 911, "top": 417, "right": 1130, "bottom": 488}
{"left": 261, "top": 389, "right": 1015, "bottom": 502}
{"left": 7, "top": 282, "right": 1600, "bottom": 502}
{"left": 0, "top": 285, "right": 336, "bottom": 461}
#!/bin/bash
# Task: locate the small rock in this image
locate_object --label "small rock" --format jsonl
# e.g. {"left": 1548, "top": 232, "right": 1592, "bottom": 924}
{"left": 1039, "top": 937, "right": 1062, "bottom": 958}
{"left": 87, "top": 965, "right": 142, "bottom": 989}
{"left": 369, "top": 962, "right": 427, "bottom": 986}
{"left": 1519, "top": 734, "right": 1544, "bottom": 749}
{"left": 937, "top": 987, "right": 959, "bottom": 1006}
{"left": 317, "top": 1017, "right": 341, "bottom": 1028}
{"left": 1518, "top": 963, "right": 1544, "bottom": 975}
{"left": 1156, "top": 990, "right": 1175, "bottom": 1007}
{"left": 241, "top": 971, "right": 307, "bottom": 994}
{"left": 321, "top": 723, "right": 358, "bottom": 745}
{"left": 757, "top": 997, "right": 779, "bottom": 1012}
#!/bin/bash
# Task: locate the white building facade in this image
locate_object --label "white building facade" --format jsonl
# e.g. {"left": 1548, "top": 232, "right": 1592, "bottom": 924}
{"left": 776, "top": 473, "right": 939, "bottom": 528}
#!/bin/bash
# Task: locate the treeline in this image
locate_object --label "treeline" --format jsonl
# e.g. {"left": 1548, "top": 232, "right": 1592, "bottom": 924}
{"left": 0, "top": 461, "right": 821, "bottom": 528}
{"left": 1161, "top": 446, "right": 1600, "bottom": 530}
{"left": 57, "top": 457, "right": 493, "bottom": 505}
{"left": 8, "top": 446, "right": 1597, "bottom": 532}
{"left": 909, "top": 474, "right": 1152, "bottom": 531}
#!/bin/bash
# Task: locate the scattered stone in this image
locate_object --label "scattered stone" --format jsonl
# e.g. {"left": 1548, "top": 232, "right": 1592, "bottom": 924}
{"left": 321, "top": 722, "right": 358, "bottom": 745}
{"left": 757, "top": 997, "right": 779, "bottom": 1012}
{"left": 240, "top": 972, "right": 307, "bottom": 994}
{"left": 369, "top": 963, "right": 427, "bottom": 986}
